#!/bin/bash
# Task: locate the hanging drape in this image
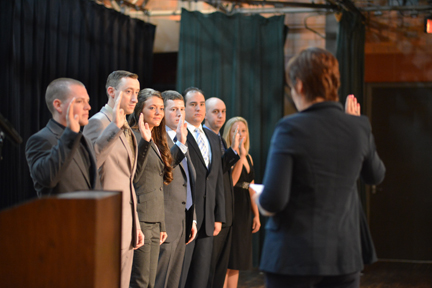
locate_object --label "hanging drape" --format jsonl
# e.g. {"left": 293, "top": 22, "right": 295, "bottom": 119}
{"left": 177, "top": 8, "right": 286, "bottom": 184}
{"left": 0, "top": 0, "right": 156, "bottom": 209}
{"left": 336, "top": 10, "right": 366, "bottom": 105}
{"left": 176, "top": 8, "right": 287, "bottom": 266}
{"left": 336, "top": 11, "right": 373, "bottom": 257}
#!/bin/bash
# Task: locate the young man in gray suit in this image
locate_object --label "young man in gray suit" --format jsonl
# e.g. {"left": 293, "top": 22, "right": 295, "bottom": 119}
{"left": 83, "top": 71, "right": 145, "bottom": 288}
{"left": 155, "top": 90, "right": 197, "bottom": 288}
{"left": 26, "top": 78, "right": 101, "bottom": 196}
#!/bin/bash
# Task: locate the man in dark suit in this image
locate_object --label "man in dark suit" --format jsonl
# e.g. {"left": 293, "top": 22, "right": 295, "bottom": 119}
{"left": 204, "top": 97, "right": 240, "bottom": 288}
{"left": 179, "top": 88, "right": 225, "bottom": 288}
{"left": 26, "top": 78, "right": 100, "bottom": 196}
{"left": 154, "top": 90, "right": 197, "bottom": 288}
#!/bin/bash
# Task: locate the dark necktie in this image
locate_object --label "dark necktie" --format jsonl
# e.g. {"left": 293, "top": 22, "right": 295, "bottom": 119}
{"left": 219, "top": 135, "right": 226, "bottom": 154}
{"left": 123, "top": 120, "right": 135, "bottom": 167}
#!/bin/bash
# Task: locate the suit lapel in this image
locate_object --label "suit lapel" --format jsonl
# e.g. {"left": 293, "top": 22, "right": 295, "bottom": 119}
{"left": 101, "top": 106, "right": 135, "bottom": 171}
{"left": 203, "top": 128, "right": 214, "bottom": 172}
{"left": 151, "top": 141, "right": 164, "bottom": 164}
{"left": 47, "top": 119, "right": 92, "bottom": 188}
{"left": 187, "top": 132, "right": 207, "bottom": 169}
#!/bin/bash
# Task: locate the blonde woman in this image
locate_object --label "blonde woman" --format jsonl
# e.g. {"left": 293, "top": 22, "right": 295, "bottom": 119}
{"left": 222, "top": 116, "right": 260, "bottom": 288}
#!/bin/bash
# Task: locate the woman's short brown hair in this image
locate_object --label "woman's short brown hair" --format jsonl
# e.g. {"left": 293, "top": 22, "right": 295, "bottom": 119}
{"left": 286, "top": 47, "right": 340, "bottom": 102}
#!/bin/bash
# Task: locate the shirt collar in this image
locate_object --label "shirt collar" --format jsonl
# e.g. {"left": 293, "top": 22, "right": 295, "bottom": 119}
{"left": 186, "top": 121, "right": 204, "bottom": 134}
{"left": 165, "top": 126, "right": 176, "bottom": 141}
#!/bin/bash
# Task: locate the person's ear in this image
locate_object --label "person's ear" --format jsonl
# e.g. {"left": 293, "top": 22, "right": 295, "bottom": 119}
{"left": 295, "top": 79, "right": 304, "bottom": 95}
{"left": 107, "top": 86, "right": 116, "bottom": 99}
{"left": 53, "top": 99, "right": 63, "bottom": 114}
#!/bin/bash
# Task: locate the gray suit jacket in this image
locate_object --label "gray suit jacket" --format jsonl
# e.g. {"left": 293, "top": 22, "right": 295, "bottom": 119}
{"left": 26, "top": 119, "right": 101, "bottom": 196}
{"left": 83, "top": 106, "right": 140, "bottom": 250}
{"left": 164, "top": 136, "right": 196, "bottom": 243}
{"left": 133, "top": 131, "right": 167, "bottom": 231}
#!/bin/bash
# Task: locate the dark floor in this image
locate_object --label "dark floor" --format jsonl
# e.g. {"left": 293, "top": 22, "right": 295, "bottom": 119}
{"left": 238, "top": 261, "right": 432, "bottom": 288}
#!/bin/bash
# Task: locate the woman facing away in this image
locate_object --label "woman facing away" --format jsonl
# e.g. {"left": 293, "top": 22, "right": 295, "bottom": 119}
{"left": 256, "top": 47, "right": 386, "bottom": 288}
{"left": 128, "top": 88, "right": 173, "bottom": 288}
{"left": 222, "top": 116, "right": 261, "bottom": 288}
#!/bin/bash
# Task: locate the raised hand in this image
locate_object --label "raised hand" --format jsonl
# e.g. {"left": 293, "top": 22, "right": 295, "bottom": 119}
{"left": 231, "top": 127, "right": 240, "bottom": 153}
{"left": 238, "top": 136, "right": 247, "bottom": 157}
{"left": 345, "top": 94, "right": 361, "bottom": 116}
{"left": 138, "top": 113, "right": 152, "bottom": 142}
{"left": 113, "top": 91, "right": 125, "bottom": 128}
{"left": 175, "top": 113, "right": 188, "bottom": 144}
{"left": 66, "top": 98, "right": 80, "bottom": 133}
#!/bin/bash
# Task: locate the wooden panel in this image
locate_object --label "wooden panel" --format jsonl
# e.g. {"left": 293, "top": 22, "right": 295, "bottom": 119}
{"left": 365, "top": 53, "right": 432, "bottom": 83}
{"left": 0, "top": 191, "right": 121, "bottom": 288}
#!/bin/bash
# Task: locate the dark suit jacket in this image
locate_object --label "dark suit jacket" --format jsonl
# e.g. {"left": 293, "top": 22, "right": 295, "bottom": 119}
{"left": 26, "top": 119, "right": 100, "bottom": 196}
{"left": 133, "top": 131, "right": 167, "bottom": 231}
{"left": 164, "top": 136, "right": 196, "bottom": 243}
{"left": 186, "top": 127, "right": 225, "bottom": 236}
{"left": 204, "top": 128, "right": 240, "bottom": 227}
{"left": 259, "top": 102, "right": 386, "bottom": 276}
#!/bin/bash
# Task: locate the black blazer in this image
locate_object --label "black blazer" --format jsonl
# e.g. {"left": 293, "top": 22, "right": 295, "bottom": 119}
{"left": 204, "top": 127, "right": 240, "bottom": 227}
{"left": 25, "top": 119, "right": 100, "bottom": 196}
{"left": 164, "top": 136, "right": 197, "bottom": 243}
{"left": 259, "top": 102, "right": 386, "bottom": 276}
{"left": 186, "top": 127, "right": 225, "bottom": 236}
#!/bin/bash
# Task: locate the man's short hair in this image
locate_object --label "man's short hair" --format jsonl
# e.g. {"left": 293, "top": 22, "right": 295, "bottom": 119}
{"left": 105, "top": 70, "right": 138, "bottom": 91}
{"left": 161, "top": 90, "right": 184, "bottom": 106}
{"left": 45, "top": 78, "right": 84, "bottom": 114}
{"left": 286, "top": 47, "right": 340, "bottom": 102}
{"left": 183, "top": 87, "right": 205, "bottom": 104}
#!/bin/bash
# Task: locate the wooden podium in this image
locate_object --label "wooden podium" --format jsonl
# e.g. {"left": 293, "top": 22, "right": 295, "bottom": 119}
{"left": 0, "top": 191, "right": 122, "bottom": 288}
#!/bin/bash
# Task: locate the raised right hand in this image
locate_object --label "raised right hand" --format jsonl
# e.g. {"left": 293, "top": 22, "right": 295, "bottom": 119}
{"left": 113, "top": 91, "right": 125, "bottom": 128}
{"left": 66, "top": 98, "right": 80, "bottom": 133}
{"left": 231, "top": 127, "right": 240, "bottom": 153}
{"left": 138, "top": 113, "right": 152, "bottom": 142}
{"left": 239, "top": 137, "right": 246, "bottom": 157}
{"left": 175, "top": 113, "right": 188, "bottom": 144}
{"left": 345, "top": 94, "right": 361, "bottom": 116}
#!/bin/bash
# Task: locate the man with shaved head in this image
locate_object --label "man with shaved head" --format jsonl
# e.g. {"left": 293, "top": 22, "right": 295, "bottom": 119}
{"left": 204, "top": 97, "right": 240, "bottom": 288}
{"left": 26, "top": 78, "right": 100, "bottom": 196}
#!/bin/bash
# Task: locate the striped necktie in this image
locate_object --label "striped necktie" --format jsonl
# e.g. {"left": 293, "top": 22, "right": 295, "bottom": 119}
{"left": 195, "top": 128, "right": 209, "bottom": 167}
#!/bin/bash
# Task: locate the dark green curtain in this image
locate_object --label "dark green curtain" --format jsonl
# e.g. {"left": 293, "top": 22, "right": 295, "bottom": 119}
{"left": 0, "top": 0, "right": 155, "bottom": 210}
{"left": 336, "top": 10, "right": 366, "bottom": 105}
{"left": 177, "top": 8, "right": 286, "bottom": 267}
{"left": 336, "top": 11, "right": 368, "bottom": 209}
{"left": 177, "top": 8, "right": 286, "bottom": 183}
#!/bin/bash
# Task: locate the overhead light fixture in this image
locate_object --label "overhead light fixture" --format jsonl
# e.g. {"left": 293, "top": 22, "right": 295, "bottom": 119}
{"left": 425, "top": 15, "right": 432, "bottom": 33}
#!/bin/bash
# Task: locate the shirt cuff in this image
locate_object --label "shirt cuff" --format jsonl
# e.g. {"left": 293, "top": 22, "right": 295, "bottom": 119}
{"left": 257, "top": 198, "right": 275, "bottom": 217}
{"left": 176, "top": 141, "right": 188, "bottom": 154}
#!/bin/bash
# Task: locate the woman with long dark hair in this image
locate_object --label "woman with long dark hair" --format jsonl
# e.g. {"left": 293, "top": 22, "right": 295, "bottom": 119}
{"left": 129, "top": 88, "right": 173, "bottom": 288}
